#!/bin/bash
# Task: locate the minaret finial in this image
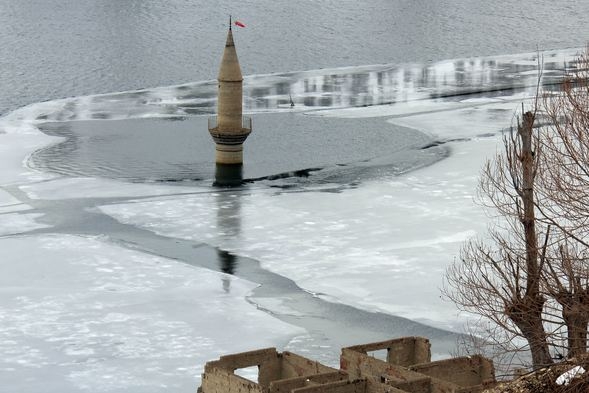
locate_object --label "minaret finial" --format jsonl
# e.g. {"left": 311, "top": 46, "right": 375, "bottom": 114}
{"left": 229, "top": 15, "right": 232, "bottom": 30}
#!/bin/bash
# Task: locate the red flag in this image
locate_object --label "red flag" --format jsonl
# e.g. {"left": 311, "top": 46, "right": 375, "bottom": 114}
{"left": 234, "top": 20, "right": 246, "bottom": 28}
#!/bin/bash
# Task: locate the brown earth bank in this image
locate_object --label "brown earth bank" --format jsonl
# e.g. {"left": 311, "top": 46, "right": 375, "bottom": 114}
{"left": 484, "top": 356, "right": 589, "bottom": 393}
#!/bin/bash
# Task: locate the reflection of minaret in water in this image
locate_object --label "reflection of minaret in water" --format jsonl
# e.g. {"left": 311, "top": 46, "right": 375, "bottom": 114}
{"left": 209, "top": 19, "right": 251, "bottom": 186}
{"left": 215, "top": 190, "right": 241, "bottom": 292}
{"left": 218, "top": 249, "right": 237, "bottom": 293}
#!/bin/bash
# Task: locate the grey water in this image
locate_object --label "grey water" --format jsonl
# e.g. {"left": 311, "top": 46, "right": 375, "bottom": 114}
{"left": 0, "top": 0, "right": 588, "bottom": 115}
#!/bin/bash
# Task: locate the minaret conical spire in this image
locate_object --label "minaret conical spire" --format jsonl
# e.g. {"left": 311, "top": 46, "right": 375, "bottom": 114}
{"left": 217, "top": 24, "right": 242, "bottom": 82}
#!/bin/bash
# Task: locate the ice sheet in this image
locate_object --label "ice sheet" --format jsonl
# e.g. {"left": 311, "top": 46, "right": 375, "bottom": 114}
{"left": 0, "top": 188, "right": 20, "bottom": 205}
{"left": 94, "top": 77, "right": 529, "bottom": 330}
{"left": 0, "top": 204, "right": 30, "bottom": 213}
{"left": 20, "top": 177, "right": 203, "bottom": 200}
{"left": 387, "top": 99, "right": 523, "bottom": 139}
{"left": 314, "top": 93, "right": 530, "bottom": 140}
{"left": 0, "top": 132, "right": 59, "bottom": 186}
{"left": 0, "top": 48, "right": 568, "bottom": 392}
{"left": 98, "top": 133, "right": 503, "bottom": 329}
{"left": 0, "top": 235, "right": 302, "bottom": 392}
{"left": 0, "top": 48, "right": 578, "bottom": 127}
{"left": 0, "top": 188, "right": 32, "bottom": 213}
{"left": 0, "top": 212, "right": 50, "bottom": 235}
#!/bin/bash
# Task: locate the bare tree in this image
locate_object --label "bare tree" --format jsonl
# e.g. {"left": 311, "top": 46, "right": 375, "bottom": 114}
{"left": 445, "top": 110, "right": 553, "bottom": 368}
{"left": 535, "top": 48, "right": 589, "bottom": 359}
{"left": 537, "top": 50, "right": 589, "bottom": 247}
{"left": 542, "top": 242, "right": 589, "bottom": 358}
{"left": 446, "top": 48, "right": 589, "bottom": 371}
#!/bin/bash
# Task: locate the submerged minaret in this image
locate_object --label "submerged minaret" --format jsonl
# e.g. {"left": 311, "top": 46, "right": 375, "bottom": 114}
{"left": 208, "top": 20, "right": 252, "bottom": 166}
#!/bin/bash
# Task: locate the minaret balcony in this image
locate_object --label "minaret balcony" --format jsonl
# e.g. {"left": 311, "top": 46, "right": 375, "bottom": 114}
{"left": 208, "top": 115, "right": 252, "bottom": 145}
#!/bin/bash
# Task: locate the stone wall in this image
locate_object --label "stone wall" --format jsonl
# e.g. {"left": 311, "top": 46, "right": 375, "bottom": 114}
{"left": 268, "top": 371, "right": 348, "bottom": 393}
{"left": 200, "top": 347, "right": 340, "bottom": 393}
{"left": 280, "top": 352, "right": 336, "bottom": 380}
{"left": 341, "top": 347, "right": 429, "bottom": 388}
{"left": 340, "top": 339, "right": 495, "bottom": 393}
{"left": 198, "top": 337, "right": 496, "bottom": 393}
{"left": 410, "top": 355, "right": 495, "bottom": 388}
{"left": 201, "top": 367, "right": 263, "bottom": 393}
{"left": 342, "top": 337, "right": 431, "bottom": 368}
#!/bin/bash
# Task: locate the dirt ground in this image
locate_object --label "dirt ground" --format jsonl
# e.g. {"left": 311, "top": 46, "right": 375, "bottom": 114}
{"left": 484, "top": 357, "right": 589, "bottom": 393}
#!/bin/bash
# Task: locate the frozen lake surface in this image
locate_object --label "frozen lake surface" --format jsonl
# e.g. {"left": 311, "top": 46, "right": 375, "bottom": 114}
{"left": 0, "top": 47, "right": 583, "bottom": 392}
{"left": 0, "top": 1, "right": 588, "bottom": 389}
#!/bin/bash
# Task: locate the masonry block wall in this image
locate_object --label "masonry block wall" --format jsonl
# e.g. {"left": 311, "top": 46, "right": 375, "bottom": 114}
{"left": 199, "top": 337, "right": 496, "bottom": 393}
{"left": 280, "top": 352, "right": 336, "bottom": 380}
{"left": 409, "top": 355, "right": 495, "bottom": 388}
{"left": 340, "top": 338, "right": 496, "bottom": 393}
{"left": 341, "top": 337, "right": 432, "bottom": 368}
{"left": 341, "top": 347, "right": 429, "bottom": 389}
{"left": 268, "top": 371, "right": 348, "bottom": 393}
{"left": 200, "top": 347, "right": 341, "bottom": 393}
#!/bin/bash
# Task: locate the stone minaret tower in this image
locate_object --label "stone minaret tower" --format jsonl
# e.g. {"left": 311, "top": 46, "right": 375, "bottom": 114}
{"left": 208, "top": 22, "right": 252, "bottom": 165}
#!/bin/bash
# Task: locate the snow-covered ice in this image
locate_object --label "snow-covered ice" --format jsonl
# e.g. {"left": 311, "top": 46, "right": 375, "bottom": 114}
{"left": 20, "top": 177, "right": 202, "bottom": 200}
{"left": 0, "top": 188, "right": 31, "bottom": 213}
{"left": 0, "top": 188, "right": 21, "bottom": 206}
{"left": 98, "top": 135, "right": 502, "bottom": 330}
{"left": 0, "top": 49, "right": 572, "bottom": 392}
{"left": 0, "top": 212, "right": 50, "bottom": 236}
{"left": 0, "top": 235, "right": 302, "bottom": 392}
{"left": 0, "top": 80, "right": 306, "bottom": 393}
{"left": 0, "top": 132, "right": 59, "bottom": 185}
{"left": 98, "top": 85, "right": 526, "bottom": 330}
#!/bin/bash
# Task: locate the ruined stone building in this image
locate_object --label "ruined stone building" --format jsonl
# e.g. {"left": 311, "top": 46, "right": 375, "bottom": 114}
{"left": 198, "top": 336, "right": 496, "bottom": 393}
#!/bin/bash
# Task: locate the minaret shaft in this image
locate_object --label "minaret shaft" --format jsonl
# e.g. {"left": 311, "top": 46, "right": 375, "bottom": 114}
{"left": 217, "top": 81, "right": 243, "bottom": 132}
{"left": 208, "top": 27, "right": 251, "bottom": 165}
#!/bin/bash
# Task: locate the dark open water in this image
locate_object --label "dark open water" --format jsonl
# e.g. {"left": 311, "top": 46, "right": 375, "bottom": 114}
{"left": 32, "top": 114, "right": 441, "bottom": 185}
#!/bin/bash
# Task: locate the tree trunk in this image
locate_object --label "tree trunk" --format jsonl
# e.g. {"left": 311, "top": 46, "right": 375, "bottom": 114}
{"left": 514, "top": 112, "right": 553, "bottom": 368}
{"left": 519, "top": 112, "right": 540, "bottom": 299}
{"left": 562, "top": 303, "right": 589, "bottom": 358}
{"left": 508, "top": 297, "right": 553, "bottom": 367}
